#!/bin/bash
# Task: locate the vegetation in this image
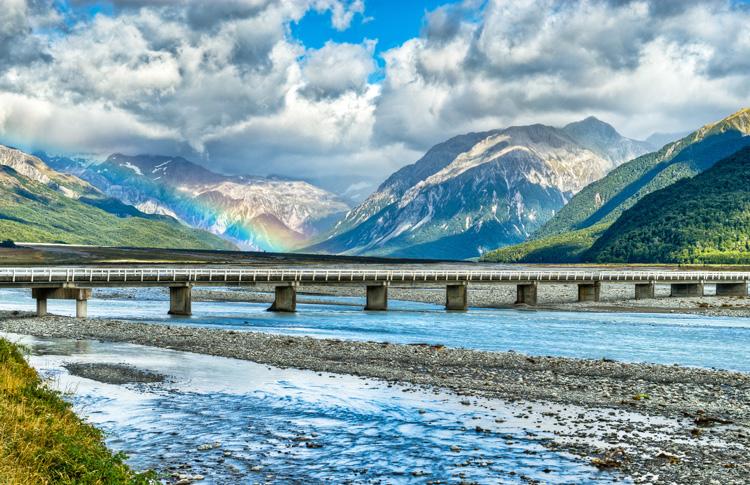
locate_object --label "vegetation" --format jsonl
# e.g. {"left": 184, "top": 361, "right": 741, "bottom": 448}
{"left": 587, "top": 147, "right": 750, "bottom": 263}
{"left": 481, "top": 225, "right": 606, "bottom": 263}
{"left": 0, "top": 167, "right": 233, "bottom": 250}
{"left": 537, "top": 109, "right": 750, "bottom": 239}
{"left": 0, "top": 338, "right": 154, "bottom": 484}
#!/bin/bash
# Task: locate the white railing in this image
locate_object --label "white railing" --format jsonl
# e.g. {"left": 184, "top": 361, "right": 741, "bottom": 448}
{"left": 0, "top": 267, "right": 749, "bottom": 285}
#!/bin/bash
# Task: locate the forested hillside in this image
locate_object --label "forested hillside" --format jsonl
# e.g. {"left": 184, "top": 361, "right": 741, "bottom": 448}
{"left": 587, "top": 147, "right": 750, "bottom": 263}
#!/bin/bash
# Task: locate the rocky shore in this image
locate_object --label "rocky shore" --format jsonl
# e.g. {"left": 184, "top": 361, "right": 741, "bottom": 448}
{"left": 1, "top": 311, "right": 748, "bottom": 484}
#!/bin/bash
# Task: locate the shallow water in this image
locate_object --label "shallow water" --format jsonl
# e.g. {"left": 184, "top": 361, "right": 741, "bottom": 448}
{"left": 1, "top": 288, "right": 749, "bottom": 372}
{"left": 4, "top": 333, "right": 621, "bottom": 484}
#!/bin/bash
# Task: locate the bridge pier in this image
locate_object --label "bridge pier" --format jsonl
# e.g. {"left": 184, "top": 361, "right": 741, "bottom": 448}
{"left": 634, "top": 282, "right": 656, "bottom": 300}
{"left": 36, "top": 297, "right": 47, "bottom": 317}
{"left": 269, "top": 283, "right": 298, "bottom": 312}
{"left": 516, "top": 283, "right": 538, "bottom": 305}
{"left": 577, "top": 282, "right": 601, "bottom": 302}
{"left": 446, "top": 283, "right": 468, "bottom": 311}
{"left": 670, "top": 282, "right": 704, "bottom": 297}
{"left": 168, "top": 285, "right": 192, "bottom": 316}
{"left": 31, "top": 287, "right": 91, "bottom": 319}
{"left": 715, "top": 282, "right": 748, "bottom": 297}
{"left": 365, "top": 283, "right": 388, "bottom": 311}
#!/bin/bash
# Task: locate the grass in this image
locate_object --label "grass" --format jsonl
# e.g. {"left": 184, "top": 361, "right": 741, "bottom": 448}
{"left": 0, "top": 338, "right": 155, "bottom": 484}
{"left": 480, "top": 225, "right": 607, "bottom": 263}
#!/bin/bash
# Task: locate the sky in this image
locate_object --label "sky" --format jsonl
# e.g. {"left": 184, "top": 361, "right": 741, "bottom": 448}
{"left": 1, "top": 0, "right": 749, "bottom": 198}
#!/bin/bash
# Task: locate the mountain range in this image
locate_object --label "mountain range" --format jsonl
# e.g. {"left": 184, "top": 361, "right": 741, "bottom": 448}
{"left": 42, "top": 154, "right": 350, "bottom": 252}
{"left": 0, "top": 145, "right": 232, "bottom": 250}
{"left": 482, "top": 108, "right": 750, "bottom": 263}
{"left": 306, "top": 117, "right": 653, "bottom": 259}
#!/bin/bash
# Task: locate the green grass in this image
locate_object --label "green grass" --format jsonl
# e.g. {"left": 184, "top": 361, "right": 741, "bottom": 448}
{"left": 0, "top": 338, "right": 155, "bottom": 484}
{"left": 0, "top": 167, "right": 233, "bottom": 250}
{"left": 480, "top": 225, "right": 606, "bottom": 263}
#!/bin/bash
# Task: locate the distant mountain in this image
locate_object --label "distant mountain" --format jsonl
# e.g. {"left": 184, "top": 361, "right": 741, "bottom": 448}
{"left": 45, "top": 154, "right": 350, "bottom": 252}
{"left": 482, "top": 107, "right": 750, "bottom": 263}
{"left": 562, "top": 116, "right": 654, "bottom": 164}
{"left": 588, "top": 146, "right": 750, "bottom": 263}
{"left": 0, "top": 145, "right": 233, "bottom": 249}
{"left": 308, "top": 118, "right": 650, "bottom": 259}
{"left": 645, "top": 131, "right": 691, "bottom": 150}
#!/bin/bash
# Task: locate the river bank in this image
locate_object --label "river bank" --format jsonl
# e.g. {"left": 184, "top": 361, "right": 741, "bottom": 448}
{"left": 0, "top": 336, "right": 154, "bottom": 484}
{"left": 1, "top": 311, "right": 748, "bottom": 483}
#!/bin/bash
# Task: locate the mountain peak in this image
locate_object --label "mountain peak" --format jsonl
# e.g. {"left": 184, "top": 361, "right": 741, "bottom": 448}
{"left": 562, "top": 116, "right": 652, "bottom": 165}
{"left": 563, "top": 116, "right": 620, "bottom": 140}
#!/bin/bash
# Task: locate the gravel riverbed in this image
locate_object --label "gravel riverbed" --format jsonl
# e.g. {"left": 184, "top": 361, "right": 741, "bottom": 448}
{"left": 1, "top": 311, "right": 748, "bottom": 484}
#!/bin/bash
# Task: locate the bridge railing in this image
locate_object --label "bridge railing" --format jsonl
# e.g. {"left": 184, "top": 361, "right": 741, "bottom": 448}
{"left": 0, "top": 267, "right": 750, "bottom": 285}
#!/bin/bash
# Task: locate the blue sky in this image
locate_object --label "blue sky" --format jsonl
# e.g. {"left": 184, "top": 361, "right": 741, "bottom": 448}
{"left": 292, "top": 1, "right": 451, "bottom": 53}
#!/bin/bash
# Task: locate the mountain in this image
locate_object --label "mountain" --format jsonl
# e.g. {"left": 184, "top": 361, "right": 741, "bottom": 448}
{"left": 587, "top": 146, "right": 750, "bottom": 263}
{"left": 536, "top": 108, "right": 750, "bottom": 238}
{"left": 308, "top": 118, "right": 650, "bottom": 259}
{"left": 481, "top": 107, "right": 750, "bottom": 263}
{"left": 44, "top": 154, "right": 350, "bottom": 252}
{"left": 645, "top": 131, "right": 691, "bottom": 150}
{"left": 562, "top": 116, "right": 655, "bottom": 164}
{"left": 0, "top": 145, "right": 233, "bottom": 249}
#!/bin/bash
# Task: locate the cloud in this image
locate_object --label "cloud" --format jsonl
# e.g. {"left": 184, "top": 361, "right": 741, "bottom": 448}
{"left": 302, "top": 40, "right": 376, "bottom": 98}
{"left": 375, "top": 0, "right": 750, "bottom": 147}
{"left": 0, "top": 0, "right": 749, "bottom": 194}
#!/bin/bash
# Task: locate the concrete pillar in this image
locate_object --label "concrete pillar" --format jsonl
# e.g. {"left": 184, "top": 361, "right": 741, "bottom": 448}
{"left": 36, "top": 298, "right": 47, "bottom": 317}
{"left": 635, "top": 282, "right": 656, "bottom": 300}
{"left": 516, "top": 283, "right": 538, "bottom": 306}
{"left": 670, "top": 282, "right": 704, "bottom": 297}
{"left": 32, "top": 287, "right": 91, "bottom": 318}
{"left": 365, "top": 283, "right": 388, "bottom": 311}
{"left": 168, "top": 285, "right": 192, "bottom": 316}
{"left": 715, "top": 282, "right": 748, "bottom": 297}
{"left": 577, "top": 282, "right": 601, "bottom": 302}
{"left": 75, "top": 298, "right": 88, "bottom": 319}
{"left": 446, "top": 283, "right": 468, "bottom": 311}
{"left": 269, "top": 284, "right": 297, "bottom": 312}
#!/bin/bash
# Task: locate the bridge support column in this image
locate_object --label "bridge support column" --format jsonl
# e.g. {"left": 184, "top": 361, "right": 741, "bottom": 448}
{"left": 365, "top": 283, "right": 388, "bottom": 311}
{"left": 577, "top": 282, "right": 601, "bottom": 302}
{"left": 75, "top": 298, "right": 88, "bottom": 319}
{"left": 31, "top": 287, "right": 91, "bottom": 319}
{"left": 446, "top": 283, "right": 468, "bottom": 311}
{"left": 168, "top": 285, "right": 192, "bottom": 316}
{"left": 635, "top": 282, "right": 656, "bottom": 300}
{"left": 36, "top": 297, "right": 47, "bottom": 317}
{"left": 670, "top": 282, "right": 704, "bottom": 297}
{"left": 516, "top": 283, "right": 538, "bottom": 306}
{"left": 269, "top": 283, "right": 298, "bottom": 312}
{"left": 715, "top": 282, "right": 748, "bottom": 297}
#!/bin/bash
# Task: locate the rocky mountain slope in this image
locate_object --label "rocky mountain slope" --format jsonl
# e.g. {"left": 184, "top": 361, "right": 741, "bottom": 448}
{"left": 308, "top": 118, "right": 650, "bottom": 259}
{"left": 0, "top": 145, "right": 232, "bottom": 249}
{"left": 588, "top": 146, "right": 750, "bottom": 263}
{"left": 45, "top": 154, "right": 350, "bottom": 252}
{"left": 482, "top": 108, "right": 750, "bottom": 263}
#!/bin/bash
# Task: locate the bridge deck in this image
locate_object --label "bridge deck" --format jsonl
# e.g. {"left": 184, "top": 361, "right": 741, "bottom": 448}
{"left": 0, "top": 267, "right": 749, "bottom": 287}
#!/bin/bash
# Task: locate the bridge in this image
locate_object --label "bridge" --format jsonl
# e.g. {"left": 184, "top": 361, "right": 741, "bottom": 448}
{"left": 1, "top": 267, "right": 748, "bottom": 318}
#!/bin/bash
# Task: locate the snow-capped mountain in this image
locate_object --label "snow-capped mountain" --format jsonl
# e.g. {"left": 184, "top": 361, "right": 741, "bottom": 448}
{"left": 44, "top": 153, "right": 350, "bottom": 252}
{"left": 308, "top": 118, "right": 651, "bottom": 259}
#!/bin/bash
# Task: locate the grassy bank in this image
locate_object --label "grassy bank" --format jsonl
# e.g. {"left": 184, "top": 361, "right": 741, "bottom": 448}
{"left": 0, "top": 338, "right": 153, "bottom": 484}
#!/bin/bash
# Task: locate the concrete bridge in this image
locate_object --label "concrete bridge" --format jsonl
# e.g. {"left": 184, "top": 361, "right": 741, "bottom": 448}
{"left": 1, "top": 267, "right": 748, "bottom": 318}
